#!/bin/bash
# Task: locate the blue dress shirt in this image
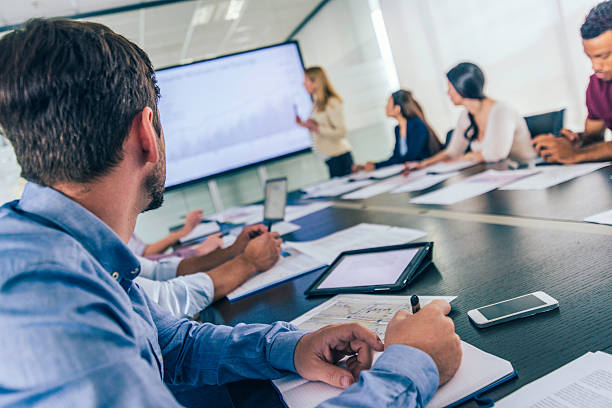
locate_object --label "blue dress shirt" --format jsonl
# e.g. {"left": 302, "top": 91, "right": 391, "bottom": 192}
{"left": 376, "top": 118, "right": 431, "bottom": 169}
{"left": 0, "top": 182, "right": 439, "bottom": 407}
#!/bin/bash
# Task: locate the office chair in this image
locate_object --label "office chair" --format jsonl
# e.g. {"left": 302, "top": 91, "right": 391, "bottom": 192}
{"left": 524, "top": 108, "right": 565, "bottom": 138}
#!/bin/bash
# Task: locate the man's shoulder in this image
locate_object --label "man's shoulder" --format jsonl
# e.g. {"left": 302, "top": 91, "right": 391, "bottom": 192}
{"left": 0, "top": 201, "right": 96, "bottom": 280}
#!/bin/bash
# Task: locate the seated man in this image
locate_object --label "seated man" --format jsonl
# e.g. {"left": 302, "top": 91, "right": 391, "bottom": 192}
{"left": 136, "top": 224, "right": 283, "bottom": 318}
{"left": 0, "top": 18, "right": 461, "bottom": 407}
{"left": 533, "top": 0, "right": 612, "bottom": 163}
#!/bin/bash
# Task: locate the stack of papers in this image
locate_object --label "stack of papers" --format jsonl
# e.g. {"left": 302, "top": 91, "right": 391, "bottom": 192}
{"left": 500, "top": 162, "right": 610, "bottom": 190}
{"left": 410, "top": 169, "right": 539, "bottom": 205}
{"left": 496, "top": 351, "right": 612, "bottom": 407}
{"left": 273, "top": 294, "right": 516, "bottom": 408}
{"left": 425, "top": 160, "right": 478, "bottom": 173}
{"left": 285, "top": 223, "right": 427, "bottom": 265}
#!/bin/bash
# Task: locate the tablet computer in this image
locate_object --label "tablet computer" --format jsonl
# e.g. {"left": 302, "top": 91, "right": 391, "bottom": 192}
{"left": 305, "top": 242, "right": 433, "bottom": 297}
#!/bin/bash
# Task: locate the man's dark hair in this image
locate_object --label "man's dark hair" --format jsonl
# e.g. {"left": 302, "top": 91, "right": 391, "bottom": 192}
{"left": 0, "top": 18, "right": 161, "bottom": 186}
{"left": 581, "top": 1, "right": 612, "bottom": 39}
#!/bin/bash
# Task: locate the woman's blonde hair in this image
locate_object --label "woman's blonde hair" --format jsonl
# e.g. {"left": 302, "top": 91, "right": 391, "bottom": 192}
{"left": 304, "top": 66, "right": 342, "bottom": 112}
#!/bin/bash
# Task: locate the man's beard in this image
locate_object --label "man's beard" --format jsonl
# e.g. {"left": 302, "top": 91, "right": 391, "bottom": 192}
{"left": 142, "top": 156, "right": 166, "bottom": 212}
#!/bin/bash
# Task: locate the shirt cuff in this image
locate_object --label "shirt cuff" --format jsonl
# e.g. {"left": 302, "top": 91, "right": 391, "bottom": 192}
{"left": 373, "top": 345, "right": 439, "bottom": 404}
{"left": 268, "top": 328, "right": 308, "bottom": 373}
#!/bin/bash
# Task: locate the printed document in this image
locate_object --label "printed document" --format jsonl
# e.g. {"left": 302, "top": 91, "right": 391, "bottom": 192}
{"left": 226, "top": 246, "right": 324, "bottom": 301}
{"left": 302, "top": 178, "right": 374, "bottom": 198}
{"left": 496, "top": 351, "right": 612, "bottom": 407}
{"left": 285, "top": 223, "right": 427, "bottom": 265}
{"left": 500, "top": 162, "right": 610, "bottom": 190}
{"left": 410, "top": 169, "right": 539, "bottom": 205}
{"left": 273, "top": 294, "right": 515, "bottom": 408}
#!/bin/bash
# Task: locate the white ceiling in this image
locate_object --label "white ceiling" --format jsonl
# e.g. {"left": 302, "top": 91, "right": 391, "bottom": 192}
{"left": 0, "top": 0, "right": 322, "bottom": 68}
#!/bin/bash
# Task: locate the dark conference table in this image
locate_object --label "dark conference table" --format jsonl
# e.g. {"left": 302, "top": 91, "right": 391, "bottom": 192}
{"left": 349, "top": 163, "right": 612, "bottom": 222}
{"left": 209, "top": 206, "right": 612, "bottom": 405}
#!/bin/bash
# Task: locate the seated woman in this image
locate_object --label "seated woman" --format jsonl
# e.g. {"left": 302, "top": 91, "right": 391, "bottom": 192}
{"left": 406, "top": 62, "right": 536, "bottom": 170}
{"left": 354, "top": 90, "right": 442, "bottom": 171}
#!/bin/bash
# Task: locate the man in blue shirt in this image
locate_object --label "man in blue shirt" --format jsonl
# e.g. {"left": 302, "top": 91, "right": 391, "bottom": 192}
{"left": 0, "top": 18, "right": 461, "bottom": 407}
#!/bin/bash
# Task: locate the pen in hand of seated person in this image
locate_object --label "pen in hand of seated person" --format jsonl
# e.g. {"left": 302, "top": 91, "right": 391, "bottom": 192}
{"left": 402, "top": 161, "right": 422, "bottom": 176}
{"left": 411, "top": 294, "right": 421, "bottom": 314}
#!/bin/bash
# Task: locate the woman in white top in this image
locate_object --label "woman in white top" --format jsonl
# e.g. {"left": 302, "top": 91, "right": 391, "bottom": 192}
{"left": 296, "top": 66, "right": 354, "bottom": 177}
{"left": 406, "top": 62, "right": 536, "bottom": 170}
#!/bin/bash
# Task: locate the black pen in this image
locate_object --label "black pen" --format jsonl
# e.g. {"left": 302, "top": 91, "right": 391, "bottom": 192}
{"left": 411, "top": 294, "right": 421, "bottom": 314}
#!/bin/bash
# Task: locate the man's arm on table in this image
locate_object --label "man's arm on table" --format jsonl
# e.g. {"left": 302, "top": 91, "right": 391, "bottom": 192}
{"left": 176, "top": 224, "right": 271, "bottom": 277}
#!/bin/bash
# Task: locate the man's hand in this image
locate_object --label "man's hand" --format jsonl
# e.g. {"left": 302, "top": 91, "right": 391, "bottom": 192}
{"left": 229, "top": 224, "right": 268, "bottom": 256}
{"left": 240, "top": 231, "right": 282, "bottom": 272}
{"left": 294, "top": 323, "right": 384, "bottom": 389}
{"left": 193, "top": 233, "right": 223, "bottom": 256}
{"left": 385, "top": 300, "right": 461, "bottom": 385}
{"left": 532, "top": 134, "right": 580, "bottom": 164}
{"left": 559, "top": 128, "right": 581, "bottom": 143}
{"left": 178, "top": 209, "right": 204, "bottom": 236}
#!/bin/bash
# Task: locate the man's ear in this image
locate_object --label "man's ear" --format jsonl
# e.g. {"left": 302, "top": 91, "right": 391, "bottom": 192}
{"left": 132, "top": 106, "right": 160, "bottom": 164}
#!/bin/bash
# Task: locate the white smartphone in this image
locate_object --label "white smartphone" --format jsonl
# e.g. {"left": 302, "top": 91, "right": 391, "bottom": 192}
{"left": 467, "top": 291, "right": 559, "bottom": 328}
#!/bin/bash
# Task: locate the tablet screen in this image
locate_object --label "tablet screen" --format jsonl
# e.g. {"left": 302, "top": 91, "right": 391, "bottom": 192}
{"left": 317, "top": 248, "right": 420, "bottom": 289}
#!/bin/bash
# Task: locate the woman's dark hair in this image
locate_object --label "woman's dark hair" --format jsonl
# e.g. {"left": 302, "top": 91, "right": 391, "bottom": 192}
{"left": 446, "top": 62, "right": 485, "bottom": 142}
{"left": 391, "top": 90, "right": 442, "bottom": 155}
{"left": 581, "top": 0, "right": 612, "bottom": 39}
{"left": 0, "top": 18, "right": 161, "bottom": 186}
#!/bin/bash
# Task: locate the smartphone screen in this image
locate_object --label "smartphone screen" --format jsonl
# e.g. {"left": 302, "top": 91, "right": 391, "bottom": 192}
{"left": 264, "top": 178, "right": 287, "bottom": 221}
{"left": 478, "top": 294, "right": 547, "bottom": 320}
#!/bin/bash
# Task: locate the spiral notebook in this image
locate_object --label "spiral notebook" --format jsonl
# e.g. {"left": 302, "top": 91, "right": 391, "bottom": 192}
{"left": 273, "top": 294, "right": 516, "bottom": 408}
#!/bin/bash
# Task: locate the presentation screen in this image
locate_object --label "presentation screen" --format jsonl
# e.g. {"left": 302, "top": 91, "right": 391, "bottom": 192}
{"left": 156, "top": 42, "right": 313, "bottom": 189}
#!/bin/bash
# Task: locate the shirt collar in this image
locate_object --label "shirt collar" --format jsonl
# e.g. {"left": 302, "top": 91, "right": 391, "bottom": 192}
{"left": 16, "top": 182, "right": 141, "bottom": 285}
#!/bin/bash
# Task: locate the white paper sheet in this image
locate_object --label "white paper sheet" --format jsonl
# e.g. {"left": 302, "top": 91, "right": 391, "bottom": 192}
{"left": 584, "top": 209, "right": 612, "bottom": 226}
{"left": 391, "top": 171, "right": 459, "bottom": 193}
{"left": 410, "top": 169, "right": 539, "bottom": 205}
{"left": 208, "top": 202, "right": 332, "bottom": 225}
{"left": 274, "top": 295, "right": 515, "bottom": 408}
{"left": 496, "top": 351, "right": 612, "bottom": 407}
{"left": 425, "top": 160, "right": 478, "bottom": 173}
{"left": 178, "top": 222, "right": 220, "bottom": 243}
{"left": 271, "top": 221, "right": 301, "bottom": 236}
{"left": 302, "top": 179, "right": 375, "bottom": 198}
{"left": 285, "top": 202, "right": 333, "bottom": 221}
{"left": 285, "top": 223, "right": 427, "bottom": 265}
{"left": 341, "top": 175, "right": 407, "bottom": 200}
{"left": 226, "top": 247, "right": 325, "bottom": 301}
{"left": 351, "top": 164, "right": 405, "bottom": 180}
{"left": 207, "top": 205, "right": 263, "bottom": 225}
{"left": 500, "top": 162, "right": 610, "bottom": 190}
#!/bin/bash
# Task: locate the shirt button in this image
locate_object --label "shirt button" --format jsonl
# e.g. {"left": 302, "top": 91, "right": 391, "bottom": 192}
{"left": 111, "top": 272, "right": 119, "bottom": 280}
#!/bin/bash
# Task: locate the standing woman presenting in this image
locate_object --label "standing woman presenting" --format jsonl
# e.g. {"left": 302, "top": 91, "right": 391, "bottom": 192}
{"left": 297, "top": 66, "right": 354, "bottom": 177}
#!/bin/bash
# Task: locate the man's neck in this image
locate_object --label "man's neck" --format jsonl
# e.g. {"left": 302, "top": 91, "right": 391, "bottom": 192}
{"left": 53, "top": 176, "right": 142, "bottom": 243}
